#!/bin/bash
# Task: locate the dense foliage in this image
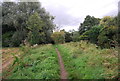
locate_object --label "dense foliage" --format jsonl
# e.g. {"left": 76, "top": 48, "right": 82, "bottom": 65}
{"left": 2, "top": 2, "right": 119, "bottom": 48}
{"left": 79, "top": 25, "right": 102, "bottom": 43}
{"left": 51, "top": 15, "right": 119, "bottom": 48}
{"left": 78, "top": 15, "right": 118, "bottom": 48}
{"left": 2, "top": 2, "right": 55, "bottom": 47}
{"left": 2, "top": 1, "right": 119, "bottom": 80}
{"left": 79, "top": 15, "right": 100, "bottom": 35}
{"left": 26, "top": 12, "right": 45, "bottom": 45}
{"left": 51, "top": 31, "right": 65, "bottom": 44}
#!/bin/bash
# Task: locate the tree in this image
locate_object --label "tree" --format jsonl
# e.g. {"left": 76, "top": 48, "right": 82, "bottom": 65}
{"left": 65, "top": 32, "right": 72, "bottom": 42}
{"left": 100, "top": 16, "right": 115, "bottom": 27}
{"left": 51, "top": 31, "right": 65, "bottom": 44}
{"left": 79, "top": 25, "right": 102, "bottom": 44}
{"left": 78, "top": 15, "right": 118, "bottom": 48}
{"left": 41, "top": 11, "right": 55, "bottom": 43}
{"left": 98, "top": 16, "right": 118, "bottom": 48}
{"left": 60, "top": 29, "right": 72, "bottom": 42}
{"left": 2, "top": 2, "right": 55, "bottom": 47}
{"left": 26, "top": 12, "right": 45, "bottom": 45}
{"left": 79, "top": 15, "right": 100, "bottom": 35}
{"left": 10, "top": 30, "right": 27, "bottom": 47}
{"left": 72, "top": 31, "right": 80, "bottom": 42}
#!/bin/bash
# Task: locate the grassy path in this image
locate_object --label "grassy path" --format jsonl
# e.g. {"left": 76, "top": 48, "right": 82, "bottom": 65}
{"left": 55, "top": 48, "right": 68, "bottom": 79}
{"left": 57, "top": 42, "right": 118, "bottom": 79}
{"left": 2, "top": 42, "right": 118, "bottom": 79}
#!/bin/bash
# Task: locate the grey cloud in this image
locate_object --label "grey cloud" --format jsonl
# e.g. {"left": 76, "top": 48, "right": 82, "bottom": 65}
{"left": 42, "top": 3, "right": 81, "bottom": 28}
{"left": 104, "top": 10, "right": 118, "bottom": 17}
{"left": 40, "top": 0, "right": 118, "bottom": 31}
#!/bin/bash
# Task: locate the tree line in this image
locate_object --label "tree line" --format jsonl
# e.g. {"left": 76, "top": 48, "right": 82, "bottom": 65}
{"left": 2, "top": 2, "right": 55, "bottom": 47}
{"left": 78, "top": 15, "right": 119, "bottom": 48}
{"left": 51, "top": 15, "right": 119, "bottom": 48}
{"left": 2, "top": 2, "right": 120, "bottom": 48}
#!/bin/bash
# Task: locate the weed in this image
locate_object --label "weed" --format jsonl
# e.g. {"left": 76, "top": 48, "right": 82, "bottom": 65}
{"left": 57, "top": 41, "right": 118, "bottom": 79}
{"left": 7, "top": 44, "right": 60, "bottom": 79}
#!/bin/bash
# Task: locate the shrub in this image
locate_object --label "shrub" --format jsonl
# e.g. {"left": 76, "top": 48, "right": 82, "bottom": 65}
{"left": 2, "top": 31, "right": 14, "bottom": 47}
{"left": 51, "top": 31, "right": 65, "bottom": 44}
{"left": 10, "top": 30, "right": 27, "bottom": 47}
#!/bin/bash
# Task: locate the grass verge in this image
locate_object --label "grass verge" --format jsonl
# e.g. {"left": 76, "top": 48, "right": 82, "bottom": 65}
{"left": 7, "top": 44, "right": 60, "bottom": 79}
{"left": 57, "top": 41, "right": 118, "bottom": 79}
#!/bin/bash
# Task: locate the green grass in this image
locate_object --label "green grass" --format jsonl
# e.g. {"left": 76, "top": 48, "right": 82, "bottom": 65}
{"left": 7, "top": 44, "right": 60, "bottom": 79}
{"left": 4, "top": 41, "right": 118, "bottom": 79}
{"left": 57, "top": 41, "right": 118, "bottom": 79}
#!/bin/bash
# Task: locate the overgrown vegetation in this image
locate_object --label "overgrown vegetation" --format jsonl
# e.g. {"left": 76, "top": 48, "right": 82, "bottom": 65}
{"left": 2, "top": 2, "right": 55, "bottom": 47}
{"left": 78, "top": 15, "right": 118, "bottom": 48}
{"left": 51, "top": 31, "right": 65, "bottom": 44}
{"left": 2, "top": 47, "right": 23, "bottom": 78}
{"left": 2, "top": 2, "right": 119, "bottom": 48}
{"left": 7, "top": 44, "right": 60, "bottom": 79}
{"left": 57, "top": 41, "right": 118, "bottom": 79}
{"left": 1, "top": 1, "right": 119, "bottom": 80}
{"left": 51, "top": 15, "right": 119, "bottom": 48}
{"left": 26, "top": 12, "right": 45, "bottom": 45}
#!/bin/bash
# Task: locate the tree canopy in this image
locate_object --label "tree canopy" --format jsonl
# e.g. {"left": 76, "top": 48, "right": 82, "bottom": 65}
{"left": 79, "top": 15, "right": 100, "bottom": 35}
{"left": 2, "top": 2, "right": 119, "bottom": 48}
{"left": 2, "top": 2, "right": 55, "bottom": 47}
{"left": 79, "top": 15, "right": 118, "bottom": 48}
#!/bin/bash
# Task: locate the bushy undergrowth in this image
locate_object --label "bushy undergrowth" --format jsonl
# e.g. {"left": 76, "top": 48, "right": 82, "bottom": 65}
{"left": 8, "top": 44, "right": 60, "bottom": 79}
{"left": 57, "top": 41, "right": 118, "bottom": 79}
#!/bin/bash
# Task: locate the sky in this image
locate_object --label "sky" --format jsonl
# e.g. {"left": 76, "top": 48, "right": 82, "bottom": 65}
{"left": 39, "top": 0, "right": 119, "bottom": 31}
{"left": 1, "top": 0, "right": 119, "bottom": 31}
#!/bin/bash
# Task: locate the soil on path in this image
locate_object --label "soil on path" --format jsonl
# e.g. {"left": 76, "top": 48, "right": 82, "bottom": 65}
{"left": 1, "top": 48, "right": 22, "bottom": 79}
{"left": 56, "top": 48, "right": 68, "bottom": 80}
{"left": 2, "top": 48, "right": 20, "bottom": 71}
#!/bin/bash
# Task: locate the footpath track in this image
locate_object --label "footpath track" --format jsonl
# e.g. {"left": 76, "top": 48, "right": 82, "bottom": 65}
{"left": 56, "top": 48, "right": 68, "bottom": 80}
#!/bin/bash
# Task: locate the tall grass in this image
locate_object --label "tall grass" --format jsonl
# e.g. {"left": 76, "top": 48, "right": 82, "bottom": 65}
{"left": 7, "top": 44, "right": 60, "bottom": 79}
{"left": 57, "top": 41, "right": 118, "bottom": 79}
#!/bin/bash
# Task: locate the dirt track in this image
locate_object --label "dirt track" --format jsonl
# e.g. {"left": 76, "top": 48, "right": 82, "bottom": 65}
{"left": 56, "top": 48, "right": 68, "bottom": 80}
